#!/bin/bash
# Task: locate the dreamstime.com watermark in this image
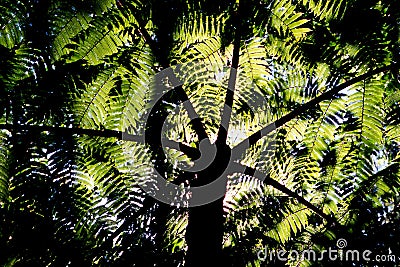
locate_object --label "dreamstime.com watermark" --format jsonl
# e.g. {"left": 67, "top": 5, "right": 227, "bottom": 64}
{"left": 257, "top": 238, "right": 399, "bottom": 263}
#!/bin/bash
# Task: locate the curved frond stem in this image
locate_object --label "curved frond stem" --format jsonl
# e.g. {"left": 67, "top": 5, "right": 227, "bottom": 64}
{"left": 335, "top": 162, "right": 400, "bottom": 224}
{"left": 232, "top": 63, "right": 400, "bottom": 156}
{"left": 355, "top": 162, "right": 400, "bottom": 200}
{"left": 77, "top": 68, "right": 118, "bottom": 126}
{"left": 319, "top": 135, "right": 346, "bottom": 211}
{"left": 354, "top": 80, "right": 367, "bottom": 180}
{"left": 135, "top": 21, "right": 154, "bottom": 50}
{"left": 231, "top": 163, "right": 336, "bottom": 225}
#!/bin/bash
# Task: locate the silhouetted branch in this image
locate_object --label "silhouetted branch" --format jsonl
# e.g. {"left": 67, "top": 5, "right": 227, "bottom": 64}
{"left": 235, "top": 163, "right": 336, "bottom": 225}
{"left": 216, "top": 5, "right": 242, "bottom": 145}
{"left": 0, "top": 123, "right": 199, "bottom": 157}
{"left": 135, "top": 13, "right": 209, "bottom": 142}
{"left": 233, "top": 63, "right": 400, "bottom": 155}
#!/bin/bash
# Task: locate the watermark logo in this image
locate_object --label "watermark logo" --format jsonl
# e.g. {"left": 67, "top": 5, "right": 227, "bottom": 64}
{"left": 336, "top": 238, "right": 347, "bottom": 249}
{"left": 257, "top": 238, "right": 398, "bottom": 263}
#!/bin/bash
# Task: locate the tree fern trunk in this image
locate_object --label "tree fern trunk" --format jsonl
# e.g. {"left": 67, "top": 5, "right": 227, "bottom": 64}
{"left": 185, "top": 3, "right": 241, "bottom": 263}
{"left": 185, "top": 143, "right": 230, "bottom": 266}
{"left": 185, "top": 198, "right": 225, "bottom": 266}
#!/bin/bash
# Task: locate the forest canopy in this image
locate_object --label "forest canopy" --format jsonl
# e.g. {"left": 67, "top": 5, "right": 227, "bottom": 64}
{"left": 0, "top": 0, "right": 400, "bottom": 266}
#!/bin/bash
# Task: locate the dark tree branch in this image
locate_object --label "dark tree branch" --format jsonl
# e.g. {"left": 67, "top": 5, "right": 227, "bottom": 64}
{"left": 233, "top": 63, "right": 400, "bottom": 155}
{"left": 0, "top": 123, "right": 199, "bottom": 158}
{"left": 135, "top": 12, "right": 209, "bottom": 142}
{"left": 186, "top": 3, "right": 243, "bottom": 265}
{"left": 216, "top": 6, "right": 242, "bottom": 145}
{"left": 0, "top": 123, "right": 123, "bottom": 139}
{"left": 175, "top": 85, "right": 209, "bottom": 141}
{"left": 237, "top": 163, "right": 336, "bottom": 225}
{"left": 351, "top": 162, "right": 399, "bottom": 203}
{"left": 327, "top": 162, "right": 399, "bottom": 225}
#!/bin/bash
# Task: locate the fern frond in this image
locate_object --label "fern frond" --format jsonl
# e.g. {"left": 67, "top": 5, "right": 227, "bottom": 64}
{"left": 302, "top": 0, "right": 347, "bottom": 21}
{"left": 0, "top": 130, "right": 10, "bottom": 203}
{"left": 0, "top": 0, "right": 25, "bottom": 48}
{"left": 270, "top": 0, "right": 312, "bottom": 41}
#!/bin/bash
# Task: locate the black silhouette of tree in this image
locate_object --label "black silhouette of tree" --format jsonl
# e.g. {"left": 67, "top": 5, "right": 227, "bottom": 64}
{"left": 0, "top": 0, "right": 400, "bottom": 266}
